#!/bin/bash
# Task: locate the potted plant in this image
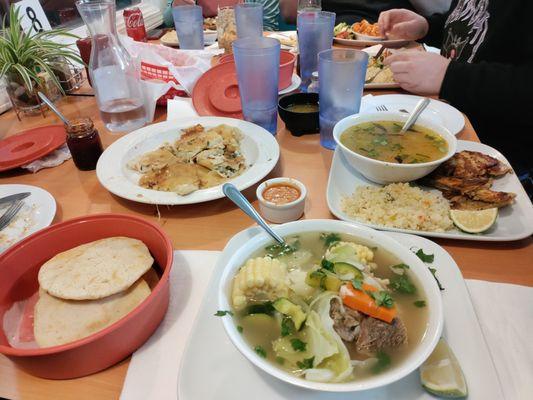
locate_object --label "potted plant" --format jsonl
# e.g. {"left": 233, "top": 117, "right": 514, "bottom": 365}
{"left": 0, "top": 5, "right": 82, "bottom": 113}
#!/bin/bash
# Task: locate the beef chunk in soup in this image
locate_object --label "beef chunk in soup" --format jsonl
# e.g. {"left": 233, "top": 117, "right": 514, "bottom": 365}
{"left": 330, "top": 298, "right": 363, "bottom": 342}
{"left": 356, "top": 316, "right": 407, "bottom": 355}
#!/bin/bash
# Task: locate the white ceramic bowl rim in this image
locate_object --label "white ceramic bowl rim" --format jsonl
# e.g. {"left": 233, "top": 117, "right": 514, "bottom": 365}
{"left": 333, "top": 112, "right": 457, "bottom": 168}
{"left": 256, "top": 178, "right": 307, "bottom": 209}
{"left": 218, "top": 219, "right": 444, "bottom": 392}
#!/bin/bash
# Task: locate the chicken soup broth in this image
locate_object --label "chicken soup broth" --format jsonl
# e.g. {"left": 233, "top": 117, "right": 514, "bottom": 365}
{"left": 340, "top": 121, "right": 448, "bottom": 164}
{"left": 230, "top": 232, "right": 429, "bottom": 382}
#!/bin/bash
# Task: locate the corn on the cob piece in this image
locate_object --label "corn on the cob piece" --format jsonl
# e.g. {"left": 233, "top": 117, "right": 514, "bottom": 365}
{"left": 325, "top": 242, "right": 374, "bottom": 264}
{"left": 232, "top": 257, "right": 288, "bottom": 311}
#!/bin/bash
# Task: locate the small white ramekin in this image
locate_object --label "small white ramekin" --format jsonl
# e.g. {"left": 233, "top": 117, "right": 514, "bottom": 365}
{"left": 256, "top": 178, "right": 307, "bottom": 223}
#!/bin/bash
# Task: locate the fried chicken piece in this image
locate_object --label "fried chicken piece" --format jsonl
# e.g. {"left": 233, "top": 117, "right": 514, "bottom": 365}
{"left": 447, "top": 193, "right": 514, "bottom": 210}
{"left": 468, "top": 188, "right": 516, "bottom": 207}
{"left": 487, "top": 162, "right": 512, "bottom": 177}
{"left": 435, "top": 150, "right": 511, "bottom": 179}
{"left": 428, "top": 176, "right": 492, "bottom": 194}
{"left": 425, "top": 150, "right": 515, "bottom": 211}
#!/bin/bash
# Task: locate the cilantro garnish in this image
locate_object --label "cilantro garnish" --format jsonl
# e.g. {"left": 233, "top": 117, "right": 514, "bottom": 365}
{"left": 281, "top": 317, "right": 294, "bottom": 337}
{"left": 429, "top": 267, "right": 445, "bottom": 291}
{"left": 290, "top": 338, "right": 307, "bottom": 352}
{"left": 254, "top": 346, "right": 267, "bottom": 358}
{"left": 265, "top": 239, "right": 300, "bottom": 258}
{"left": 368, "top": 290, "right": 395, "bottom": 308}
{"left": 214, "top": 310, "right": 234, "bottom": 317}
{"left": 320, "top": 232, "right": 341, "bottom": 247}
{"left": 415, "top": 249, "right": 434, "bottom": 263}
{"left": 297, "top": 356, "right": 314, "bottom": 370}
{"left": 237, "top": 325, "right": 243, "bottom": 333}
{"left": 352, "top": 278, "right": 364, "bottom": 290}
{"left": 390, "top": 275, "right": 417, "bottom": 294}
{"left": 321, "top": 259, "right": 335, "bottom": 272}
{"left": 372, "top": 351, "right": 391, "bottom": 374}
{"left": 413, "top": 300, "right": 426, "bottom": 308}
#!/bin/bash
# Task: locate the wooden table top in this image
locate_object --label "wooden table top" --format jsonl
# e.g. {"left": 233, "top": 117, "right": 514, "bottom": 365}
{"left": 0, "top": 86, "right": 531, "bottom": 400}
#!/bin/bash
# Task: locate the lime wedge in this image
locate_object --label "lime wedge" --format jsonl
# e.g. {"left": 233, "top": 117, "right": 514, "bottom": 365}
{"left": 420, "top": 338, "right": 468, "bottom": 398}
{"left": 450, "top": 208, "right": 498, "bottom": 233}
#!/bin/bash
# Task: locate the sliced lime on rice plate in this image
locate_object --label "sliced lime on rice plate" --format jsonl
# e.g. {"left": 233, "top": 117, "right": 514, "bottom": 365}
{"left": 450, "top": 208, "right": 497, "bottom": 234}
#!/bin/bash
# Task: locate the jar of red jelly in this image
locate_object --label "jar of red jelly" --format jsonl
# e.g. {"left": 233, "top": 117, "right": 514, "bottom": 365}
{"left": 66, "top": 118, "right": 103, "bottom": 171}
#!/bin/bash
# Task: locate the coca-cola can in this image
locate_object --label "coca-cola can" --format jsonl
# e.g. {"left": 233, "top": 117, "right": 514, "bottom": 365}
{"left": 123, "top": 7, "right": 147, "bottom": 42}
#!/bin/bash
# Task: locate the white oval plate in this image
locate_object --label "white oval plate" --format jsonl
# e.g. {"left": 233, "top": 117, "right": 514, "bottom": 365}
{"left": 0, "top": 184, "right": 56, "bottom": 253}
{"left": 360, "top": 94, "right": 465, "bottom": 135}
{"left": 96, "top": 117, "right": 280, "bottom": 205}
{"left": 334, "top": 37, "right": 410, "bottom": 48}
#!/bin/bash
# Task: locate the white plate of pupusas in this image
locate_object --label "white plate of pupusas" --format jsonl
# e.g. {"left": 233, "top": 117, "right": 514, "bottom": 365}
{"left": 96, "top": 117, "right": 280, "bottom": 205}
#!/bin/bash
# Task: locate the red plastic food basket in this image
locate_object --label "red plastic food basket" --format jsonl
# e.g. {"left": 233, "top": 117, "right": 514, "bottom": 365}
{"left": 140, "top": 62, "right": 188, "bottom": 106}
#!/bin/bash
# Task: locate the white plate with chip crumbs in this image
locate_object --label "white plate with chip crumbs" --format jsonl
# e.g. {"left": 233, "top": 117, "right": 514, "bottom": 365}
{"left": 0, "top": 184, "right": 56, "bottom": 253}
{"left": 97, "top": 117, "right": 280, "bottom": 205}
{"left": 326, "top": 141, "right": 533, "bottom": 241}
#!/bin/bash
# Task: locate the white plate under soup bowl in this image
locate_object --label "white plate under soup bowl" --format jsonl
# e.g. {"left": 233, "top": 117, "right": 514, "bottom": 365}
{"left": 218, "top": 219, "right": 443, "bottom": 392}
{"left": 333, "top": 112, "right": 457, "bottom": 184}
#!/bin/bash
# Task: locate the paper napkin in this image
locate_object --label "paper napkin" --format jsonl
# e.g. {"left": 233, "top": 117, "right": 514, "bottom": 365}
{"left": 466, "top": 279, "right": 533, "bottom": 400}
{"left": 120, "top": 251, "right": 218, "bottom": 400}
{"left": 166, "top": 97, "right": 199, "bottom": 121}
{"left": 22, "top": 144, "right": 72, "bottom": 173}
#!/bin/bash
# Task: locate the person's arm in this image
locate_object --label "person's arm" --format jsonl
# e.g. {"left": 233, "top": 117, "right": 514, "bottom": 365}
{"left": 280, "top": 0, "right": 297, "bottom": 25}
{"left": 440, "top": 61, "right": 533, "bottom": 125}
{"left": 408, "top": 0, "right": 451, "bottom": 16}
{"left": 421, "top": 13, "right": 447, "bottom": 47}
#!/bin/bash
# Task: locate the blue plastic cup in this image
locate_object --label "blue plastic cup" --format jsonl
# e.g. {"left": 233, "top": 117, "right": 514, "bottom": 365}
{"left": 233, "top": 37, "right": 280, "bottom": 134}
{"left": 318, "top": 49, "right": 368, "bottom": 149}
{"left": 297, "top": 11, "right": 335, "bottom": 92}
{"left": 172, "top": 5, "right": 204, "bottom": 49}
{"left": 235, "top": 3, "right": 263, "bottom": 38}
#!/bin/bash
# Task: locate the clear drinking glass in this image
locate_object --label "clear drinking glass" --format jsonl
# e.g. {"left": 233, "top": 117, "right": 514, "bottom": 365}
{"left": 233, "top": 37, "right": 280, "bottom": 134}
{"left": 318, "top": 49, "right": 368, "bottom": 149}
{"left": 297, "top": 11, "right": 335, "bottom": 92}
{"left": 235, "top": 3, "right": 263, "bottom": 38}
{"left": 172, "top": 5, "right": 204, "bottom": 49}
{"left": 76, "top": 0, "right": 147, "bottom": 133}
{"left": 298, "top": 0, "right": 321, "bottom": 13}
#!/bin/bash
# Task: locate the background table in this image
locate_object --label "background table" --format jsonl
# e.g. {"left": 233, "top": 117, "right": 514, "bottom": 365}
{"left": 0, "top": 89, "right": 531, "bottom": 400}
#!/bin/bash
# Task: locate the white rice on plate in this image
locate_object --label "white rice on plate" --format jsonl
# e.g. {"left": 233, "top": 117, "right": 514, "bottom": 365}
{"left": 341, "top": 183, "right": 453, "bottom": 232}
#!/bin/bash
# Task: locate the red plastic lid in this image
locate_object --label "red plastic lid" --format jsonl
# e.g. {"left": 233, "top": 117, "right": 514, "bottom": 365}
{"left": 192, "top": 61, "right": 243, "bottom": 119}
{"left": 0, "top": 125, "right": 67, "bottom": 172}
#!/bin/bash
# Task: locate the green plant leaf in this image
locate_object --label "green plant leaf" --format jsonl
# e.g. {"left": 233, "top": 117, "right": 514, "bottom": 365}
{"left": 0, "top": 4, "right": 81, "bottom": 93}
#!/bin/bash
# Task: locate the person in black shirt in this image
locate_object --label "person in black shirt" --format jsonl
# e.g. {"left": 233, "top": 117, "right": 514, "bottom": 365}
{"left": 379, "top": 1, "right": 533, "bottom": 196}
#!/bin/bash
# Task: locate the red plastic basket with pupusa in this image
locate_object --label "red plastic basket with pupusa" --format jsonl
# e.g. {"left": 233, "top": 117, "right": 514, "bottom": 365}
{"left": 140, "top": 62, "right": 187, "bottom": 106}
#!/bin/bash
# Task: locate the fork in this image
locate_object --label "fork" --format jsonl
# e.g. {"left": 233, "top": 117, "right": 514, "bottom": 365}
{"left": 376, "top": 105, "right": 388, "bottom": 111}
{"left": 0, "top": 201, "right": 24, "bottom": 231}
